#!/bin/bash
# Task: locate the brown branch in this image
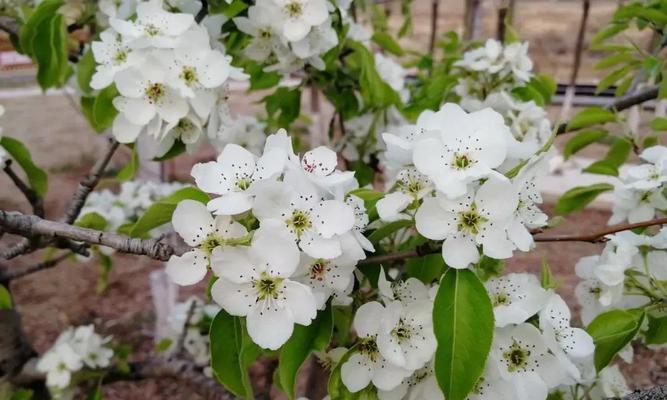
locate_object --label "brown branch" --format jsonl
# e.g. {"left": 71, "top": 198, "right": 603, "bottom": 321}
{"left": 428, "top": 0, "right": 439, "bottom": 56}
{"left": 0, "top": 17, "right": 19, "bottom": 36}
{"left": 0, "top": 252, "right": 70, "bottom": 283}
{"left": 0, "top": 210, "right": 181, "bottom": 261}
{"left": 3, "top": 160, "right": 44, "bottom": 218}
{"left": 359, "top": 217, "right": 667, "bottom": 266}
{"left": 62, "top": 139, "right": 120, "bottom": 225}
{"left": 556, "top": 86, "right": 659, "bottom": 135}
{"left": 0, "top": 240, "right": 33, "bottom": 260}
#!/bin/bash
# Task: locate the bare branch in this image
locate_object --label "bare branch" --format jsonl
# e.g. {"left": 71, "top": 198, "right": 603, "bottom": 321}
{"left": 0, "top": 16, "right": 19, "bottom": 36}
{"left": 0, "top": 252, "right": 70, "bottom": 283}
{"left": 3, "top": 160, "right": 44, "bottom": 218}
{"left": 172, "top": 299, "right": 197, "bottom": 358}
{"left": 62, "top": 139, "right": 120, "bottom": 225}
{"left": 0, "top": 240, "right": 33, "bottom": 260}
{"left": 556, "top": 86, "right": 659, "bottom": 135}
{"left": 0, "top": 210, "right": 181, "bottom": 261}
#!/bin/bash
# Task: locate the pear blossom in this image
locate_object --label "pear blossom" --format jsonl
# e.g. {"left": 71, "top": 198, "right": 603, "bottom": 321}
{"left": 209, "top": 228, "right": 317, "bottom": 350}
{"left": 191, "top": 143, "right": 285, "bottom": 215}
{"left": 273, "top": 0, "right": 328, "bottom": 42}
{"left": 377, "top": 168, "right": 433, "bottom": 222}
{"left": 377, "top": 363, "right": 443, "bottom": 400}
{"left": 211, "top": 115, "right": 267, "bottom": 155}
{"left": 293, "top": 254, "right": 357, "bottom": 309}
{"left": 415, "top": 177, "right": 518, "bottom": 268}
{"left": 485, "top": 273, "right": 550, "bottom": 327}
{"left": 90, "top": 29, "right": 144, "bottom": 90}
{"left": 592, "top": 365, "right": 631, "bottom": 398}
{"left": 166, "top": 200, "right": 248, "bottom": 285}
{"left": 378, "top": 272, "right": 431, "bottom": 306}
{"left": 411, "top": 103, "right": 512, "bottom": 198}
{"left": 341, "top": 302, "right": 412, "bottom": 392}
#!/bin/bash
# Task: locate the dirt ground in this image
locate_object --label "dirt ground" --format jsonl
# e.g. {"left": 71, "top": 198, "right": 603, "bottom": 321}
{"left": 1, "top": 0, "right": 665, "bottom": 399}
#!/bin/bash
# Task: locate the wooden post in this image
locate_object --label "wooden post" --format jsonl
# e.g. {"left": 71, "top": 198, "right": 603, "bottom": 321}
{"left": 496, "top": 0, "right": 515, "bottom": 41}
{"left": 560, "top": 0, "right": 590, "bottom": 120}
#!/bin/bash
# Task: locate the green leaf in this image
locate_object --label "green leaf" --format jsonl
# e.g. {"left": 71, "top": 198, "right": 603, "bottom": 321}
{"left": 77, "top": 48, "right": 96, "bottom": 95}
{"left": 563, "top": 129, "right": 608, "bottom": 159}
{"left": 583, "top": 137, "right": 632, "bottom": 177}
{"left": 583, "top": 160, "right": 620, "bottom": 176}
{"left": 567, "top": 107, "right": 617, "bottom": 131}
{"left": 371, "top": 32, "right": 404, "bottom": 56}
{"left": 87, "top": 384, "right": 102, "bottom": 400}
{"left": 367, "top": 219, "right": 414, "bottom": 245}
{"left": 154, "top": 338, "right": 173, "bottom": 353}
{"left": 587, "top": 308, "right": 644, "bottom": 372}
{"left": 264, "top": 87, "right": 302, "bottom": 129}
{"left": 644, "top": 315, "right": 667, "bottom": 345}
{"left": 10, "top": 389, "right": 34, "bottom": 400}
{"left": 590, "top": 22, "right": 628, "bottom": 46}
{"left": 594, "top": 53, "right": 635, "bottom": 70}
{"left": 554, "top": 183, "right": 614, "bottom": 214}
{"left": 129, "top": 187, "right": 208, "bottom": 237}
{"left": 540, "top": 257, "right": 559, "bottom": 290}
{"left": 278, "top": 305, "right": 333, "bottom": 399}
{"left": 0, "top": 284, "right": 13, "bottom": 309}
{"left": 406, "top": 254, "right": 446, "bottom": 284}
{"left": 348, "top": 41, "right": 401, "bottom": 109}
{"left": 210, "top": 310, "right": 262, "bottom": 398}
{"left": 651, "top": 117, "right": 667, "bottom": 131}
{"left": 433, "top": 269, "right": 494, "bottom": 400}
{"left": 0, "top": 136, "right": 48, "bottom": 196}
{"left": 116, "top": 146, "right": 139, "bottom": 181}
{"left": 75, "top": 212, "right": 108, "bottom": 231}
{"left": 91, "top": 85, "right": 120, "bottom": 133}
{"left": 209, "top": 0, "right": 248, "bottom": 17}
{"left": 332, "top": 305, "right": 353, "bottom": 346}
{"left": 596, "top": 65, "right": 634, "bottom": 94}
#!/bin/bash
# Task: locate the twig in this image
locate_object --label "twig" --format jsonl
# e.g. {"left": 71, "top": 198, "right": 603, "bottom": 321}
{"left": 62, "top": 139, "right": 120, "bottom": 225}
{"left": 0, "top": 252, "right": 70, "bottom": 283}
{"left": 559, "top": 0, "right": 590, "bottom": 120}
{"left": 0, "top": 239, "right": 33, "bottom": 260}
{"left": 173, "top": 299, "right": 198, "bottom": 358}
{"left": 428, "top": 0, "right": 439, "bottom": 56}
{"left": 0, "top": 16, "right": 19, "bottom": 36}
{"left": 3, "top": 160, "right": 44, "bottom": 218}
{"left": 0, "top": 210, "right": 182, "bottom": 261}
{"left": 556, "top": 86, "right": 659, "bottom": 135}
{"left": 358, "top": 217, "right": 667, "bottom": 266}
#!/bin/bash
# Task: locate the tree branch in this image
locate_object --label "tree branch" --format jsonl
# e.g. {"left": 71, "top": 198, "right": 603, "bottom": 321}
{"left": 3, "top": 160, "right": 44, "bottom": 218}
{"left": 0, "top": 210, "right": 181, "bottom": 261}
{"left": 556, "top": 86, "right": 659, "bottom": 135}
{"left": 62, "top": 139, "right": 120, "bottom": 225}
{"left": 0, "top": 252, "right": 71, "bottom": 283}
{"left": 358, "top": 217, "right": 667, "bottom": 266}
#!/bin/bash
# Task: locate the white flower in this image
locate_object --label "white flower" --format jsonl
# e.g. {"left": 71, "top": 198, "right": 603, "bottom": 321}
{"left": 375, "top": 53, "right": 409, "bottom": 102}
{"left": 69, "top": 326, "right": 114, "bottom": 369}
{"left": 251, "top": 178, "right": 355, "bottom": 259}
{"left": 342, "top": 195, "right": 375, "bottom": 259}
{"left": 574, "top": 255, "right": 624, "bottom": 325}
{"left": 293, "top": 254, "right": 356, "bottom": 309}
{"left": 377, "top": 168, "right": 432, "bottom": 222}
{"left": 377, "top": 363, "right": 443, "bottom": 400}
{"left": 90, "top": 29, "right": 144, "bottom": 90}
{"left": 99, "top": 0, "right": 137, "bottom": 21}
{"left": 341, "top": 302, "right": 412, "bottom": 392}
{"left": 110, "top": 0, "right": 194, "bottom": 49}
{"left": 37, "top": 343, "right": 83, "bottom": 389}
{"left": 377, "top": 300, "right": 436, "bottom": 371}
{"left": 415, "top": 177, "right": 518, "bottom": 268}
{"left": 210, "top": 228, "right": 317, "bottom": 350}
{"left": 592, "top": 365, "right": 631, "bottom": 398}
{"left": 539, "top": 294, "right": 594, "bottom": 382}
{"left": 191, "top": 143, "right": 285, "bottom": 215}
{"left": 273, "top": 0, "right": 328, "bottom": 42}
{"left": 291, "top": 20, "right": 339, "bottom": 69}
{"left": 166, "top": 200, "right": 248, "bottom": 285}
{"left": 233, "top": 2, "right": 285, "bottom": 62}
{"left": 492, "top": 323, "right": 566, "bottom": 397}
{"left": 381, "top": 125, "right": 427, "bottom": 170}
{"left": 485, "top": 273, "right": 550, "bottom": 327}
{"left": 378, "top": 272, "right": 431, "bottom": 306}
{"left": 212, "top": 115, "right": 267, "bottom": 156}
{"left": 297, "top": 144, "right": 356, "bottom": 195}
{"left": 503, "top": 41, "right": 533, "bottom": 82}
{"left": 412, "top": 103, "right": 511, "bottom": 198}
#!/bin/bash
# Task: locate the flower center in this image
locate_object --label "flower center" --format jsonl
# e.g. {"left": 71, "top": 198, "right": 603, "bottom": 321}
{"left": 284, "top": 1, "right": 303, "bottom": 17}
{"left": 309, "top": 259, "right": 330, "bottom": 281}
{"left": 144, "top": 23, "right": 161, "bottom": 36}
{"left": 503, "top": 341, "right": 531, "bottom": 372}
{"left": 452, "top": 153, "right": 475, "bottom": 170}
{"left": 180, "top": 66, "right": 198, "bottom": 86}
{"left": 235, "top": 177, "right": 252, "bottom": 191}
{"left": 286, "top": 209, "right": 312, "bottom": 237}
{"left": 493, "top": 292, "right": 509, "bottom": 306}
{"left": 253, "top": 273, "right": 284, "bottom": 301}
{"left": 457, "top": 206, "right": 486, "bottom": 235}
{"left": 259, "top": 28, "right": 273, "bottom": 39}
{"left": 113, "top": 49, "right": 127, "bottom": 64}
{"left": 357, "top": 336, "right": 379, "bottom": 362}
{"left": 145, "top": 83, "right": 165, "bottom": 103}
{"left": 391, "top": 320, "right": 412, "bottom": 342}
{"left": 200, "top": 233, "right": 225, "bottom": 254}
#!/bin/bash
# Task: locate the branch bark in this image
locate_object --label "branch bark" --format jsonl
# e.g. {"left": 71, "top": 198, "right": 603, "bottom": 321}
{"left": 0, "top": 210, "right": 180, "bottom": 261}
{"left": 3, "top": 160, "right": 45, "bottom": 218}
{"left": 62, "top": 139, "right": 120, "bottom": 225}
{"left": 556, "top": 86, "right": 659, "bottom": 135}
{"left": 0, "top": 252, "right": 70, "bottom": 283}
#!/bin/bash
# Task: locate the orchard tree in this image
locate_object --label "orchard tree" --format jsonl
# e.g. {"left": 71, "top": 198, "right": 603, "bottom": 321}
{"left": 0, "top": 0, "right": 666, "bottom": 399}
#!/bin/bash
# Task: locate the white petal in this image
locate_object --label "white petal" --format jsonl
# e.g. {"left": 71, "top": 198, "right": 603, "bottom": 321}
{"left": 341, "top": 353, "right": 373, "bottom": 392}
{"left": 442, "top": 235, "right": 479, "bottom": 268}
{"left": 313, "top": 201, "right": 355, "bottom": 238}
{"left": 302, "top": 146, "right": 337, "bottom": 176}
{"left": 210, "top": 278, "right": 256, "bottom": 316}
{"left": 476, "top": 177, "right": 518, "bottom": 221}
{"left": 207, "top": 192, "right": 254, "bottom": 215}
{"left": 415, "top": 197, "right": 456, "bottom": 240}
{"left": 353, "top": 301, "right": 385, "bottom": 337}
{"left": 172, "top": 200, "right": 214, "bottom": 246}
{"left": 283, "top": 280, "right": 317, "bottom": 325}
{"left": 252, "top": 227, "right": 301, "bottom": 277}
{"left": 377, "top": 192, "right": 413, "bottom": 222}
{"left": 112, "top": 113, "right": 144, "bottom": 143}
{"left": 210, "top": 246, "right": 258, "bottom": 282}
{"left": 299, "top": 231, "right": 342, "bottom": 259}
{"left": 372, "top": 361, "right": 411, "bottom": 391}
{"left": 478, "top": 225, "right": 515, "bottom": 260}
{"left": 246, "top": 302, "right": 294, "bottom": 350}
{"left": 166, "top": 249, "right": 208, "bottom": 285}
{"left": 561, "top": 327, "right": 594, "bottom": 358}
{"left": 191, "top": 161, "right": 231, "bottom": 194}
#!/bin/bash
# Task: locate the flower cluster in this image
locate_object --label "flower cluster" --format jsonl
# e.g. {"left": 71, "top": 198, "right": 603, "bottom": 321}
{"left": 233, "top": 0, "right": 338, "bottom": 74}
{"left": 37, "top": 325, "right": 114, "bottom": 395}
{"left": 90, "top": 0, "right": 246, "bottom": 154}
{"left": 380, "top": 103, "right": 549, "bottom": 268}
{"left": 161, "top": 296, "right": 220, "bottom": 371}
{"left": 454, "top": 39, "right": 533, "bottom": 102}
{"left": 338, "top": 272, "right": 596, "bottom": 400}
{"left": 79, "top": 180, "right": 186, "bottom": 233}
{"left": 575, "top": 228, "right": 667, "bottom": 325}
{"left": 610, "top": 145, "right": 667, "bottom": 224}
{"left": 166, "top": 130, "right": 372, "bottom": 349}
